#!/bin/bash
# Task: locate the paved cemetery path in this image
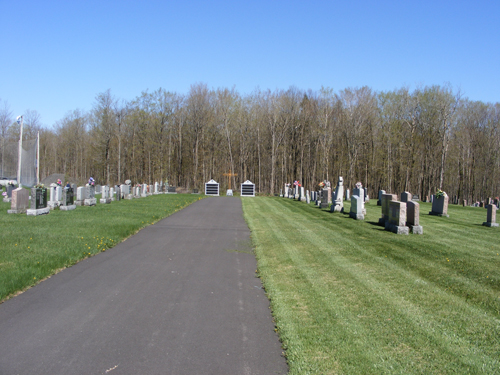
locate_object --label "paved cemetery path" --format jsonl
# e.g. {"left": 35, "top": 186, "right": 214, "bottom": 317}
{"left": 0, "top": 197, "right": 287, "bottom": 375}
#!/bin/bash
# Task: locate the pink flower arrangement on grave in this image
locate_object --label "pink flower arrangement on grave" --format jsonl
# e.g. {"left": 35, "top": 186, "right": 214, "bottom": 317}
{"left": 2, "top": 192, "right": 6, "bottom": 197}
{"left": 355, "top": 182, "right": 363, "bottom": 189}
{"left": 56, "top": 179, "right": 62, "bottom": 186}
{"left": 88, "top": 177, "right": 95, "bottom": 186}
{"left": 293, "top": 180, "right": 301, "bottom": 187}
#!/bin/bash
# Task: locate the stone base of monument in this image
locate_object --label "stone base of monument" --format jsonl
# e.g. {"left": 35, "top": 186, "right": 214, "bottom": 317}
{"left": 60, "top": 204, "right": 76, "bottom": 211}
{"left": 385, "top": 222, "right": 409, "bottom": 235}
{"left": 483, "top": 222, "right": 499, "bottom": 227}
{"left": 331, "top": 203, "right": 343, "bottom": 212}
{"left": 320, "top": 202, "right": 329, "bottom": 209}
{"left": 8, "top": 208, "right": 27, "bottom": 214}
{"left": 378, "top": 217, "right": 386, "bottom": 226}
{"left": 27, "top": 207, "right": 50, "bottom": 216}
{"left": 75, "top": 200, "right": 84, "bottom": 206}
{"left": 429, "top": 211, "right": 449, "bottom": 217}
{"left": 125, "top": 194, "right": 134, "bottom": 199}
{"left": 410, "top": 225, "right": 424, "bottom": 234}
{"left": 84, "top": 198, "right": 96, "bottom": 206}
{"left": 48, "top": 201, "right": 60, "bottom": 210}
{"left": 110, "top": 197, "right": 115, "bottom": 201}
{"left": 349, "top": 212, "right": 364, "bottom": 220}
{"left": 141, "top": 194, "right": 148, "bottom": 198}
{"left": 100, "top": 198, "right": 111, "bottom": 204}
{"left": 3, "top": 197, "right": 11, "bottom": 203}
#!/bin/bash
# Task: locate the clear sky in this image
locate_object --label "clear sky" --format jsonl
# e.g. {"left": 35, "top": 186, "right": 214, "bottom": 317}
{"left": 1, "top": 0, "right": 499, "bottom": 128}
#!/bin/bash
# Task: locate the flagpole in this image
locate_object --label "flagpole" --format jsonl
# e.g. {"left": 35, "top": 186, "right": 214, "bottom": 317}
{"left": 37, "top": 131, "right": 40, "bottom": 185}
{"left": 16, "top": 115, "right": 23, "bottom": 187}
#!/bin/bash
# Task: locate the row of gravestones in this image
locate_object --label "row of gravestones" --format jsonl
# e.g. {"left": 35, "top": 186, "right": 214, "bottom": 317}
{"left": 5, "top": 180, "right": 182, "bottom": 216}
{"left": 280, "top": 178, "right": 499, "bottom": 234}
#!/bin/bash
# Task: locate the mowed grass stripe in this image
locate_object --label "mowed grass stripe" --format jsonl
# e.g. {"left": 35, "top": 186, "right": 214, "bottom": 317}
{"left": 242, "top": 197, "right": 500, "bottom": 374}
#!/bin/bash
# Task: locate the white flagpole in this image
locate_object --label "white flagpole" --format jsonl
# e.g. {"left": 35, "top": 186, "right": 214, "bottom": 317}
{"left": 17, "top": 115, "right": 23, "bottom": 187}
{"left": 37, "top": 131, "right": 40, "bottom": 185}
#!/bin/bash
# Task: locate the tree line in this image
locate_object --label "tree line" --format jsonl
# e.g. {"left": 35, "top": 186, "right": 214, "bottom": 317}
{"left": 1, "top": 83, "right": 499, "bottom": 203}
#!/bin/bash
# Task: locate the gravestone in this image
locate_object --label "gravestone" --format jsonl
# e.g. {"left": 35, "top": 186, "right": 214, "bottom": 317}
{"left": 100, "top": 185, "right": 111, "bottom": 204}
{"left": 241, "top": 180, "right": 255, "bottom": 197}
{"left": 154, "top": 182, "right": 159, "bottom": 194}
{"left": 352, "top": 186, "right": 366, "bottom": 215}
{"left": 429, "top": 193, "right": 449, "bottom": 217}
{"left": 331, "top": 176, "right": 344, "bottom": 212}
{"left": 306, "top": 190, "right": 310, "bottom": 204}
{"left": 412, "top": 194, "right": 420, "bottom": 201}
{"left": 141, "top": 184, "right": 148, "bottom": 198}
{"left": 349, "top": 195, "right": 364, "bottom": 220}
{"left": 84, "top": 185, "right": 96, "bottom": 206}
{"left": 320, "top": 189, "right": 329, "bottom": 209}
{"left": 483, "top": 205, "right": 499, "bottom": 227}
{"left": 385, "top": 201, "right": 409, "bottom": 235}
{"left": 75, "top": 187, "right": 85, "bottom": 206}
{"left": 377, "top": 190, "right": 385, "bottom": 206}
{"left": 346, "top": 189, "right": 350, "bottom": 200}
{"left": 300, "top": 186, "right": 306, "bottom": 202}
{"left": 115, "top": 186, "right": 121, "bottom": 201}
{"left": 406, "top": 201, "right": 423, "bottom": 234}
{"left": 284, "top": 184, "right": 290, "bottom": 198}
{"left": 463, "top": 199, "right": 467, "bottom": 207}
{"left": 401, "top": 191, "right": 411, "bottom": 203}
{"left": 167, "top": 186, "right": 177, "bottom": 193}
{"left": 226, "top": 189, "right": 233, "bottom": 196}
{"left": 95, "top": 185, "right": 101, "bottom": 194}
{"left": 8, "top": 188, "right": 30, "bottom": 214}
{"left": 55, "top": 186, "right": 63, "bottom": 203}
{"left": 27, "top": 187, "right": 50, "bottom": 216}
{"left": 60, "top": 187, "right": 76, "bottom": 211}
{"left": 379, "top": 193, "right": 397, "bottom": 225}
{"left": 48, "top": 183, "right": 59, "bottom": 209}
{"left": 109, "top": 187, "right": 115, "bottom": 201}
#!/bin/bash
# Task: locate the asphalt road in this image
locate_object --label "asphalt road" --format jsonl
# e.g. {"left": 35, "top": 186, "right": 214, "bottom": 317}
{"left": 0, "top": 197, "right": 287, "bottom": 375}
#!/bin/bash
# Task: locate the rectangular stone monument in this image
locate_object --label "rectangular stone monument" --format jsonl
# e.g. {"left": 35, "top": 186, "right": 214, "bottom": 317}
{"left": 401, "top": 191, "right": 411, "bottom": 203}
{"left": 100, "top": 185, "right": 111, "bottom": 204}
{"left": 379, "top": 193, "right": 397, "bottom": 225}
{"left": 84, "top": 185, "right": 96, "bottom": 206}
{"left": 385, "top": 201, "right": 409, "bottom": 235}
{"left": 346, "top": 189, "right": 350, "bottom": 200}
{"left": 429, "top": 193, "right": 449, "bottom": 217}
{"left": 141, "top": 184, "right": 148, "bottom": 198}
{"left": 377, "top": 190, "right": 386, "bottom": 206}
{"left": 406, "top": 201, "right": 423, "bottom": 234}
{"left": 349, "top": 195, "right": 364, "bottom": 220}
{"left": 463, "top": 199, "right": 467, "bottom": 207}
{"left": 483, "top": 205, "right": 499, "bottom": 227}
{"left": 412, "top": 194, "right": 420, "bottom": 201}
{"left": 352, "top": 187, "right": 366, "bottom": 214}
{"left": 306, "top": 190, "right": 310, "bottom": 204}
{"left": 109, "top": 187, "right": 115, "bottom": 201}
{"left": 27, "top": 187, "right": 49, "bottom": 216}
{"left": 75, "top": 186, "right": 84, "bottom": 206}
{"left": 300, "top": 187, "right": 306, "bottom": 202}
{"left": 8, "top": 188, "right": 30, "bottom": 214}
{"left": 48, "top": 183, "right": 59, "bottom": 209}
{"left": 60, "top": 187, "right": 76, "bottom": 211}
{"left": 95, "top": 184, "right": 101, "bottom": 194}
{"left": 320, "top": 189, "right": 329, "bottom": 209}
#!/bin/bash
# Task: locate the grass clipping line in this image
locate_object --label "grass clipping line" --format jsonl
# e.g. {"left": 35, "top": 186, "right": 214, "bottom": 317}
{"left": 0, "top": 194, "right": 203, "bottom": 304}
{"left": 242, "top": 197, "right": 500, "bottom": 375}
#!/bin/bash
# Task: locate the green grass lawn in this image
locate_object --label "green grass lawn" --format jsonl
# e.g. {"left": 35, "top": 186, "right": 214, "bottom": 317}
{"left": 0, "top": 194, "right": 202, "bottom": 302}
{"left": 242, "top": 197, "right": 500, "bottom": 374}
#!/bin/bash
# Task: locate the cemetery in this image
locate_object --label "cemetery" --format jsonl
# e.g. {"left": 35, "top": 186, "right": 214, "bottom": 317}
{"left": 1, "top": 173, "right": 499, "bottom": 374}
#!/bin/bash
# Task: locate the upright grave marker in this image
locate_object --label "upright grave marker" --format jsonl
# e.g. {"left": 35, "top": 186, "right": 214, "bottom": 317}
{"left": 385, "top": 201, "right": 409, "bottom": 235}
{"left": 406, "top": 201, "right": 423, "bottom": 234}
{"left": 60, "top": 186, "right": 76, "bottom": 211}
{"left": 8, "top": 187, "right": 29, "bottom": 214}
{"left": 331, "top": 176, "right": 344, "bottom": 212}
{"left": 349, "top": 195, "right": 364, "bottom": 220}
{"left": 429, "top": 191, "right": 449, "bottom": 217}
{"left": 27, "top": 187, "right": 49, "bottom": 216}
{"left": 483, "top": 205, "right": 499, "bottom": 227}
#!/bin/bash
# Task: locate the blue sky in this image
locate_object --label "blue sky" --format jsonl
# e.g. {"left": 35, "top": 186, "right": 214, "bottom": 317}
{"left": 1, "top": 0, "right": 499, "bottom": 127}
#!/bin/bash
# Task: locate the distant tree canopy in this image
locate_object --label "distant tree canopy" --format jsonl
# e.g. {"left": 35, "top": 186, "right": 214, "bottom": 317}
{"left": 1, "top": 84, "right": 498, "bottom": 202}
